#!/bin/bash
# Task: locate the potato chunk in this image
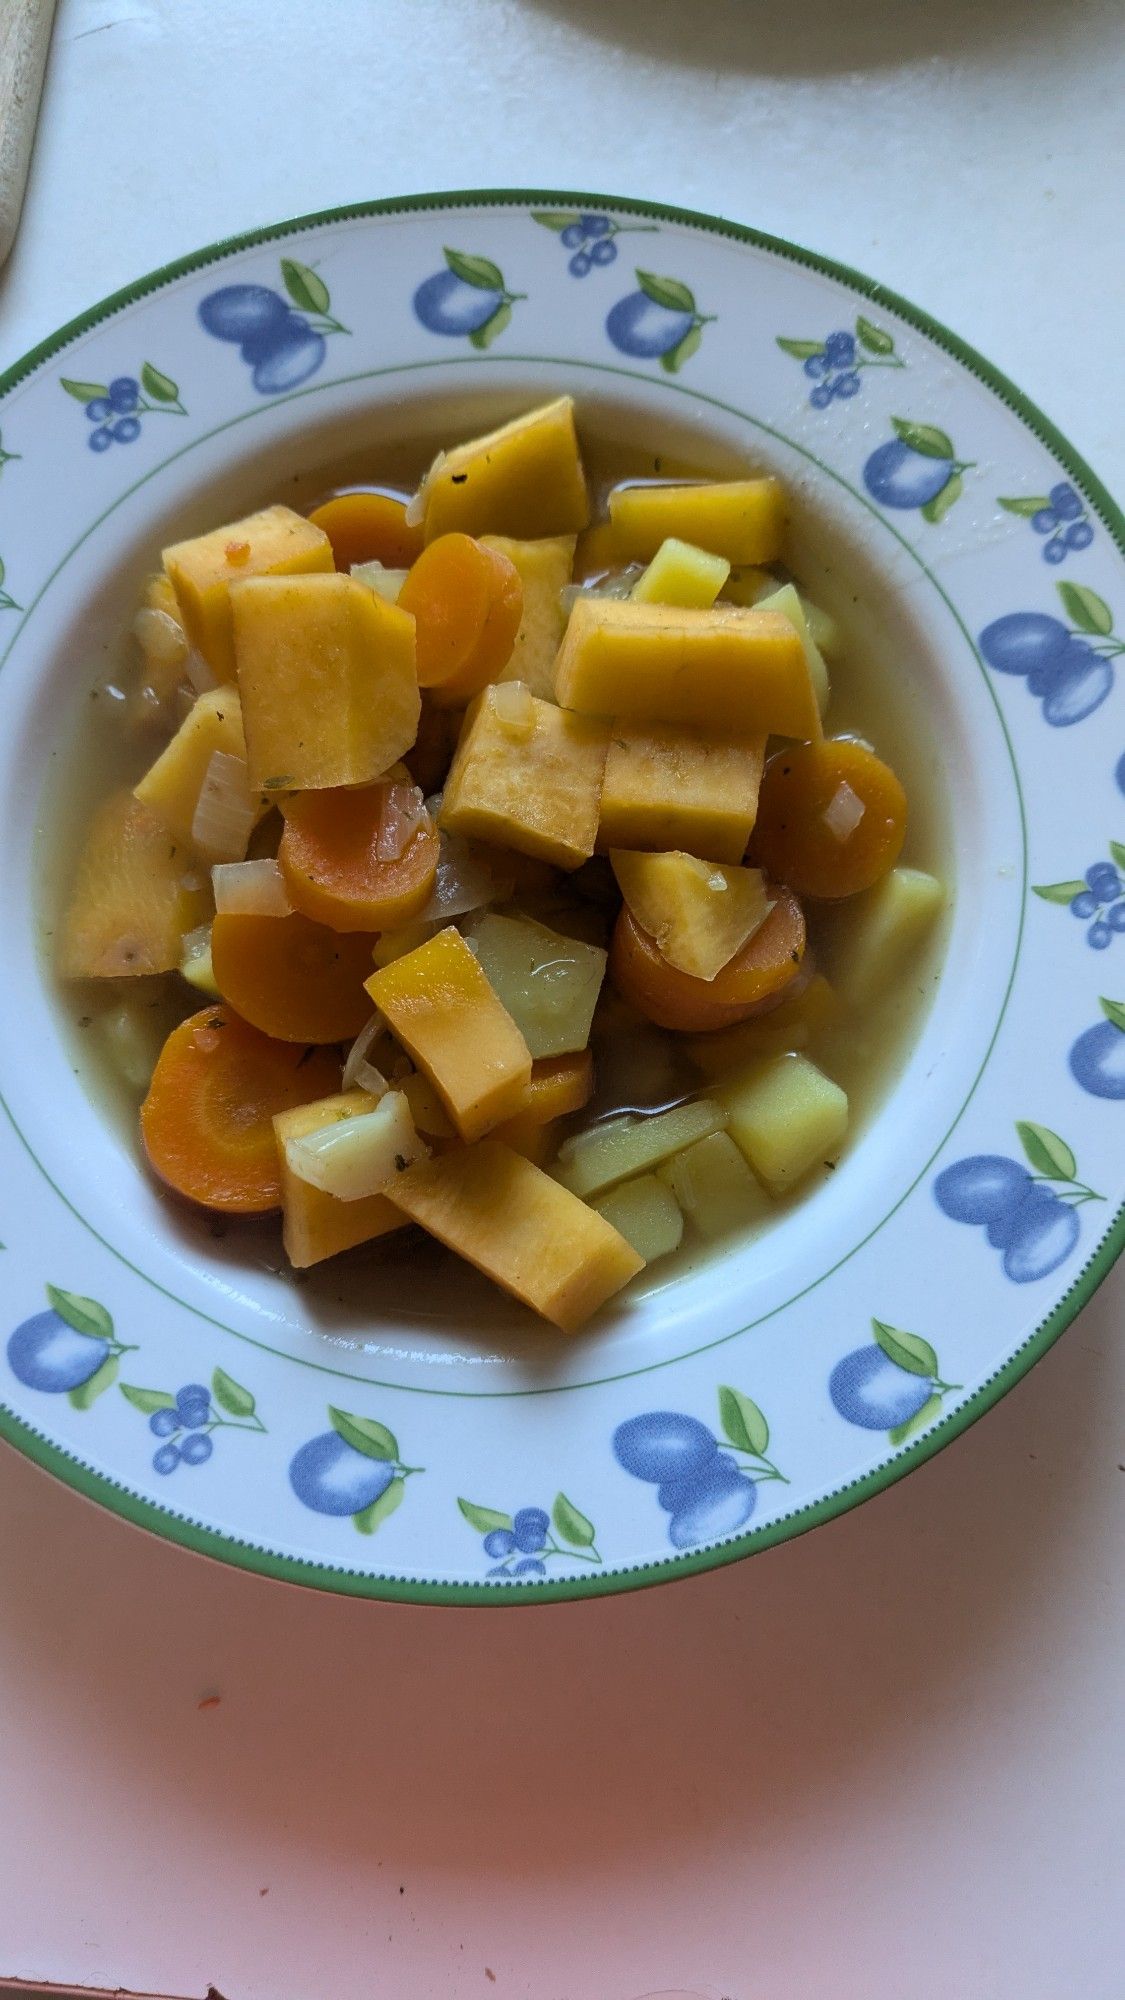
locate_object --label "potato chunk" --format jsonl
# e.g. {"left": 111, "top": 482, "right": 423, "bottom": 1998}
{"left": 482, "top": 534, "right": 576, "bottom": 699}
{"left": 58, "top": 788, "right": 206, "bottom": 978}
{"left": 554, "top": 1098, "right": 727, "bottom": 1199}
{"left": 164, "top": 503, "right": 332, "bottom": 681}
{"left": 658, "top": 1130, "right": 771, "bottom": 1237}
{"left": 754, "top": 581, "right": 830, "bottom": 716}
{"left": 366, "top": 926, "right": 532, "bottom": 1141}
{"left": 466, "top": 913, "right": 606, "bottom": 1057}
{"left": 631, "top": 537, "right": 730, "bottom": 608}
{"left": 423, "top": 398, "right": 589, "bottom": 541}
{"left": 827, "top": 867, "right": 945, "bottom": 1007}
{"left": 440, "top": 684, "right": 609, "bottom": 869}
{"left": 607, "top": 479, "right": 784, "bottom": 565}
{"left": 719, "top": 1053, "right": 848, "bottom": 1193}
{"left": 273, "top": 1091, "right": 406, "bottom": 1269}
{"left": 591, "top": 1174, "right": 684, "bottom": 1262}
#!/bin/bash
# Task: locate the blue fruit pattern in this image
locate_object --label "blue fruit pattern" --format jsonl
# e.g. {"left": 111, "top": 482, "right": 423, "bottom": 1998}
{"left": 1070, "top": 998, "right": 1125, "bottom": 1100}
{"left": 979, "top": 583, "right": 1119, "bottom": 727}
{"left": 119, "top": 1365, "right": 265, "bottom": 1477}
{"left": 289, "top": 1406, "right": 419, "bottom": 1535}
{"left": 605, "top": 269, "right": 714, "bottom": 374}
{"left": 863, "top": 417, "right": 972, "bottom": 522}
{"left": 6, "top": 1286, "right": 135, "bottom": 1410}
{"left": 412, "top": 248, "right": 524, "bottom": 350}
{"left": 198, "top": 258, "right": 349, "bottom": 394}
{"left": 1033, "top": 839, "right": 1125, "bottom": 950}
{"left": 612, "top": 1388, "right": 787, "bottom": 1550}
{"left": 934, "top": 1120, "right": 1102, "bottom": 1281}
{"left": 60, "top": 363, "right": 186, "bottom": 452}
{"left": 828, "top": 1321, "right": 959, "bottom": 1444}
{"left": 999, "top": 481, "right": 1095, "bottom": 565}
{"left": 459, "top": 1492, "right": 602, "bottom": 1579}
{"left": 777, "top": 314, "right": 905, "bottom": 407}
{"left": 531, "top": 208, "right": 659, "bottom": 279}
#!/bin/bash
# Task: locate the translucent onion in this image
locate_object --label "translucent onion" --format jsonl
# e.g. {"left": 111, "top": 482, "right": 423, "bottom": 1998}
{"left": 342, "top": 1011, "right": 388, "bottom": 1091}
{"left": 211, "top": 857, "right": 293, "bottom": 917}
{"left": 375, "top": 782, "right": 428, "bottom": 863}
{"left": 353, "top": 1058, "right": 390, "bottom": 1098}
{"left": 133, "top": 605, "right": 188, "bottom": 669}
{"left": 417, "top": 830, "right": 513, "bottom": 923}
{"left": 822, "top": 780, "right": 866, "bottom": 843}
{"left": 490, "top": 680, "right": 536, "bottom": 741}
{"left": 352, "top": 560, "right": 410, "bottom": 604}
{"left": 560, "top": 565, "right": 644, "bottom": 615}
{"left": 283, "top": 1091, "right": 429, "bottom": 1201}
{"left": 191, "top": 749, "right": 258, "bottom": 864}
{"left": 184, "top": 646, "right": 218, "bottom": 695}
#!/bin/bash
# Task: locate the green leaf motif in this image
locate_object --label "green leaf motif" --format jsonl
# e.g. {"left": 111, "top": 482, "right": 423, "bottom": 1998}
{"left": 1109, "top": 841, "right": 1125, "bottom": 871}
{"left": 140, "top": 361, "right": 180, "bottom": 404}
{"left": 888, "top": 1393, "right": 943, "bottom": 1447}
{"left": 1032, "top": 880, "right": 1087, "bottom": 904}
{"left": 892, "top": 417, "right": 954, "bottom": 461}
{"left": 119, "top": 1383, "right": 175, "bottom": 1415}
{"left": 776, "top": 336, "right": 825, "bottom": 359}
{"left": 469, "top": 301, "right": 512, "bottom": 352}
{"left": 46, "top": 1285, "right": 113, "bottom": 1343}
{"left": 855, "top": 315, "right": 894, "bottom": 356}
{"left": 212, "top": 1366, "right": 255, "bottom": 1419}
{"left": 871, "top": 1318, "right": 938, "bottom": 1379}
{"left": 1016, "top": 1120, "right": 1076, "bottom": 1182}
{"left": 717, "top": 1385, "right": 769, "bottom": 1456}
{"left": 530, "top": 210, "right": 582, "bottom": 231}
{"left": 355, "top": 1476, "right": 406, "bottom": 1535}
{"left": 328, "top": 1406, "right": 398, "bottom": 1462}
{"left": 1099, "top": 996, "right": 1125, "bottom": 1033}
{"left": 660, "top": 324, "right": 702, "bottom": 375}
{"left": 60, "top": 377, "right": 109, "bottom": 403}
{"left": 1057, "top": 580, "right": 1112, "bottom": 637}
{"left": 552, "top": 1492, "right": 596, "bottom": 1548}
{"left": 921, "top": 471, "right": 963, "bottom": 524}
{"left": 281, "top": 257, "right": 330, "bottom": 316}
{"left": 457, "top": 1497, "right": 513, "bottom": 1535}
{"left": 69, "top": 1354, "right": 119, "bottom": 1410}
{"left": 444, "top": 247, "right": 503, "bottom": 291}
{"left": 998, "top": 495, "right": 1050, "bottom": 517}
{"left": 637, "top": 268, "right": 696, "bottom": 315}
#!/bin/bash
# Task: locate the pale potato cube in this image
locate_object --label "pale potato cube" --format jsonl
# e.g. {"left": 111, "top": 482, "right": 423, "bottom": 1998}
{"left": 720, "top": 1054, "right": 848, "bottom": 1194}
{"left": 828, "top": 867, "right": 945, "bottom": 1008}
{"left": 592, "top": 1175, "right": 684, "bottom": 1261}
{"left": 631, "top": 537, "right": 730, "bottom": 609}
{"left": 754, "top": 581, "right": 829, "bottom": 716}
{"left": 659, "top": 1130, "right": 771, "bottom": 1237}
{"left": 466, "top": 913, "right": 606, "bottom": 1058}
{"left": 554, "top": 1098, "right": 727, "bottom": 1199}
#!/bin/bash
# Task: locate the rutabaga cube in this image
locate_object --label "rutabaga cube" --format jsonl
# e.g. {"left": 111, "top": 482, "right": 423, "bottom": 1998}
{"left": 658, "top": 1130, "right": 772, "bottom": 1237}
{"left": 720, "top": 1054, "right": 848, "bottom": 1194}
{"left": 827, "top": 867, "right": 945, "bottom": 1008}
{"left": 465, "top": 912, "right": 606, "bottom": 1058}
{"left": 554, "top": 1097, "right": 727, "bottom": 1199}
{"left": 282, "top": 1089, "right": 430, "bottom": 1202}
{"left": 592, "top": 1175, "right": 684, "bottom": 1261}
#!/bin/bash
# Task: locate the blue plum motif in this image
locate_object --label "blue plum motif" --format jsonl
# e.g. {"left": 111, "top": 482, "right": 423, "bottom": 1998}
{"left": 999, "top": 481, "right": 1096, "bottom": 565}
{"left": 120, "top": 1366, "right": 265, "bottom": 1476}
{"left": 1033, "top": 840, "right": 1125, "bottom": 951}
{"left": 412, "top": 248, "right": 523, "bottom": 349}
{"left": 531, "top": 208, "right": 658, "bottom": 278}
{"left": 605, "top": 269, "right": 714, "bottom": 373}
{"left": 459, "top": 1491, "right": 601, "bottom": 1579}
{"left": 777, "top": 314, "right": 905, "bottom": 406}
{"left": 199, "top": 259, "right": 349, "bottom": 394}
{"left": 863, "top": 418, "right": 971, "bottom": 522}
{"left": 60, "top": 364, "right": 186, "bottom": 450}
{"left": 979, "top": 583, "right": 1119, "bottom": 728}
{"left": 7, "top": 1287, "right": 134, "bottom": 1410}
{"left": 934, "top": 1121, "right": 1102, "bottom": 1282}
{"left": 828, "top": 1321, "right": 958, "bottom": 1443}
{"left": 612, "top": 1387, "right": 786, "bottom": 1550}
{"left": 289, "top": 1406, "right": 418, "bottom": 1535}
{"left": 1070, "top": 998, "right": 1125, "bottom": 1100}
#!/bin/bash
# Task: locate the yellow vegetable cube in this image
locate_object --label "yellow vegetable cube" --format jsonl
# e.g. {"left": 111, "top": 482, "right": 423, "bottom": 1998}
{"left": 399, "top": 1071, "right": 456, "bottom": 1139}
{"left": 231, "top": 572, "right": 420, "bottom": 793}
{"left": 466, "top": 913, "right": 606, "bottom": 1057}
{"left": 554, "top": 1098, "right": 727, "bottom": 1199}
{"left": 631, "top": 537, "right": 730, "bottom": 608}
{"left": 163, "top": 503, "right": 333, "bottom": 682}
{"left": 611, "top": 850, "right": 773, "bottom": 981}
{"left": 57, "top": 789, "right": 206, "bottom": 979}
{"left": 482, "top": 534, "right": 576, "bottom": 699}
{"left": 388, "top": 1141, "right": 644, "bottom": 1331}
{"left": 599, "top": 723, "right": 766, "bottom": 863}
{"left": 658, "top": 1130, "right": 771, "bottom": 1237}
{"left": 273, "top": 1092, "right": 405, "bottom": 1269}
{"left": 134, "top": 687, "right": 248, "bottom": 847}
{"left": 592, "top": 1174, "right": 683, "bottom": 1262}
{"left": 720, "top": 565, "right": 774, "bottom": 607}
{"left": 827, "top": 867, "right": 945, "bottom": 1008}
{"left": 754, "top": 581, "right": 829, "bottom": 716}
{"left": 440, "top": 684, "right": 609, "bottom": 870}
{"left": 720, "top": 1053, "right": 848, "bottom": 1194}
{"left": 687, "top": 973, "right": 839, "bottom": 1075}
{"left": 365, "top": 926, "right": 532, "bottom": 1141}
{"left": 553, "top": 599, "right": 818, "bottom": 740}
{"left": 423, "top": 398, "right": 589, "bottom": 542}
{"left": 607, "top": 479, "right": 784, "bottom": 565}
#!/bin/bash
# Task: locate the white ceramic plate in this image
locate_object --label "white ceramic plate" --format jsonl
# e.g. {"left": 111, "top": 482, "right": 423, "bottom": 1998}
{"left": 0, "top": 192, "right": 1121, "bottom": 1602}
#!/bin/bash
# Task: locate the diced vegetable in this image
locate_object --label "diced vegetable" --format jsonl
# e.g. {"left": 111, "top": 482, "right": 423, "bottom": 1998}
{"left": 231, "top": 572, "right": 419, "bottom": 792}
{"left": 278, "top": 781, "right": 438, "bottom": 932}
{"left": 631, "top": 537, "right": 730, "bottom": 608}
{"left": 607, "top": 479, "right": 784, "bottom": 565}
{"left": 180, "top": 923, "right": 220, "bottom": 998}
{"left": 554, "top": 1098, "right": 727, "bottom": 1199}
{"left": 610, "top": 890, "right": 805, "bottom": 1033}
{"left": 388, "top": 1141, "right": 643, "bottom": 1331}
{"left": 211, "top": 857, "right": 293, "bottom": 916}
{"left": 720, "top": 565, "right": 774, "bottom": 607}
{"left": 164, "top": 504, "right": 333, "bottom": 682}
{"left": 211, "top": 909, "right": 377, "bottom": 1042}
{"left": 370, "top": 921, "right": 438, "bottom": 968}
{"left": 129, "top": 575, "right": 191, "bottom": 732}
{"left": 598, "top": 723, "right": 766, "bottom": 864}
{"left": 366, "top": 926, "right": 532, "bottom": 1141}
{"left": 399, "top": 1070, "right": 457, "bottom": 1139}
{"left": 591, "top": 1174, "right": 683, "bottom": 1262}
{"left": 754, "top": 581, "right": 830, "bottom": 716}
{"left": 421, "top": 397, "right": 589, "bottom": 542}
{"left": 482, "top": 533, "right": 576, "bottom": 698}
{"left": 398, "top": 533, "right": 523, "bottom": 705}
{"left": 273, "top": 1090, "right": 406, "bottom": 1267}
{"left": 134, "top": 686, "right": 249, "bottom": 847}
{"left": 94, "top": 1002, "right": 168, "bottom": 1093}
{"left": 686, "top": 972, "right": 839, "bottom": 1075}
{"left": 610, "top": 851, "right": 773, "bottom": 981}
{"left": 465, "top": 913, "right": 606, "bottom": 1058}
{"left": 308, "top": 490, "right": 423, "bottom": 571}
{"left": 826, "top": 866, "right": 944, "bottom": 1007}
{"left": 416, "top": 827, "right": 514, "bottom": 923}
{"left": 658, "top": 1130, "right": 771, "bottom": 1237}
{"left": 58, "top": 789, "right": 206, "bottom": 979}
{"left": 351, "top": 561, "right": 409, "bottom": 604}
{"left": 801, "top": 597, "right": 840, "bottom": 658}
{"left": 506, "top": 1050, "right": 594, "bottom": 1126}
{"left": 440, "top": 685, "right": 609, "bottom": 870}
{"left": 190, "top": 748, "right": 258, "bottom": 863}
{"left": 719, "top": 1053, "right": 848, "bottom": 1193}
{"left": 752, "top": 738, "right": 907, "bottom": 898}
{"left": 283, "top": 1088, "right": 429, "bottom": 1200}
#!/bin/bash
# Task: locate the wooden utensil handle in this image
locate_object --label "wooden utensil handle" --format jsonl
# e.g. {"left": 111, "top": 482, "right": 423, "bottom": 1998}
{"left": 0, "top": 0, "right": 58, "bottom": 269}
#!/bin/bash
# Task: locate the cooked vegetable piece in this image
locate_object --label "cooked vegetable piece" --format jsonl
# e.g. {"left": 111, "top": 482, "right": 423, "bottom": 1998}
{"left": 399, "top": 1071, "right": 457, "bottom": 1139}
{"left": 752, "top": 738, "right": 907, "bottom": 899}
{"left": 180, "top": 923, "right": 220, "bottom": 998}
{"left": 133, "top": 687, "right": 249, "bottom": 848}
{"left": 94, "top": 1002, "right": 169, "bottom": 1093}
{"left": 554, "top": 1098, "right": 727, "bottom": 1199}
{"left": 607, "top": 479, "right": 784, "bottom": 565}
{"left": 719, "top": 1052, "right": 848, "bottom": 1193}
{"left": 278, "top": 781, "right": 438, "bottom": 932}
{"left": 826, "top": 867, "right": 944, "bottom": 1007}
{"left": 140, "top": 1005, "right": 340, "bottom": 1213}
{"left": 720, "top": 565, "right": 774, "bottom": 607}
{"left": 610, "top": 851, "right": 773, "bottom": 982}
{"left": 282, "top": 1088, "right": 429, "bottom": 1200}
{"left": 507, "top": 1050, "right": 594, "bottom": 1126}
{"left": 388, "top": 1141, "right": 643, "bottom": 1331}
{"left": 482, "top": 533, "right": 576, "bottom": 698}
{"left": 591, "top": 1175, "right": 684, "bottom": 1262}
{"left": 190, "top": 749, "right": 258, "bottom": 864}
{"left": 370, "top": 920, "right": 438, "bottom": 968}
{"left": 129, "top": 573, "right": 191, "bottom": 731}
{"left": 398, "top": 533, "right": 523, "bottom": 705}
{"left": 211, "top": 909, "right": 377, "bottom": 1042}
{"left": 801, "top": 597, "right": 840, "bottom": 657}
{"left": 554, "top": 599, "right": 818, "bottom": 740}
{"left": 164, "top": 504, "right": 333, "bottom": 681}
{"left": 609, "top": 889, "right": 805, "bottom": 1033}
{"left": 598, "top": 722, "right": 766, "bottom": 863}
{"left": 422, "top": 397, "right": 589, "bottom": 542}
{"left": 465, "top": 913, "right": 606, "bottom": 1058}
{"left": 366, "top": 926, "right": 532, "bottom": 1141}
{"left": 351, "top": 562, "right": 409, "bottom": 605}
{"left": 492, "top": 1115, "right": 553, "bottom": 1165}
{"left": 307, "top": 490, "right": 423, "bottom": 570}
{"left": 686, "top": 972, "right": 839, "bottom": 1075}
{"left": 58, "top": 789, "right": 206, "bottom": 979}
{"left": 658, "top": 1130, "right": 771, "bottom": 1237}
{"left": 231, "top": 572, "right": 419, "bottom": 792}
{"left": 754, "top": 581, "right": 830, "bottom": 715}
{"left": 572, "top": 520, "right": 620, "bottom": 580}
{"left": 274, "top": 1090, "right": 407, "bottom": 1267}
{"left": 440, "top": 684, "right": 609, "bottom": 870}
{"left": 631, "top": 537, "right": 730, "bottom": 608}
{"left": 212, "top": 857, "right": 293, "bottom": 917}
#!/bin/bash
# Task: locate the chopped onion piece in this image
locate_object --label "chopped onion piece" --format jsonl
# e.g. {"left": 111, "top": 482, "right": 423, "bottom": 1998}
{"left": 184, "top": 646, "right": 218, "bottom": 695}
{"left": 405, "top": 451, "right": 444, "bottom": 528}
{"left": 283, "top": 1090, "right": 429, "bottom": 1201}
{"left": 133, "top": 605, "right": 188, "bottom": 669}
{"left": 375, "top": 782, "right": 429, "bottom": 863}
{"left": 343, "top": 1011, "right": 387, "bottom": 1091}
{"left": 352, "top": 560, "right": 410, "bottom": 604}
{"left": 491, "top": 680, "right": 536, "bottom": 741}
{"left": 353, "top": 1059, "right": 390, "bottom": 1098}
{"left": 822, "top": 780, "right": 866, "bottom": 842}
{"left": 191, "top": 749, "right": 257, "bottom": 863}
{"left": 179, "top": 924, "right": 220, "bottom": 998}
{"left": 561, "top": 565, "right": 644, "bottom": 615}
{"left": 418, "top": 830, "right": 514, "bottom": 922}
{"left": 211, "top": 857, "right": 293, "bottom": 917}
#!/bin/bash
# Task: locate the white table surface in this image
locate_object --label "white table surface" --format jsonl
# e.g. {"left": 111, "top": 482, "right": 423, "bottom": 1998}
{"left": 1, "top": 3, "right": 1122, "bottom": 1996}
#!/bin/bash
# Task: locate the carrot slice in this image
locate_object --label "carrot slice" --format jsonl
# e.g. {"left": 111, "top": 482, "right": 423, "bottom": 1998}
{"left": 397, "top": 533, "right": 523, "bottom": 705}
{"left": 211, "top": 910, "right": 377, "bottom": 1042}
{"left": 279, "top": 781, "right": 439, "bottom": 932}
{"left": 609, "top": 890, "right": 805, "bottom": 1032}
{"left": 140, "top": 1005, "right": 340, "bottom": 1213}
{"left": 751, "top": 738, "right": 907, "bottom": 899}
{"left": 307, "top": 489, "right": 423, "bottom": 571}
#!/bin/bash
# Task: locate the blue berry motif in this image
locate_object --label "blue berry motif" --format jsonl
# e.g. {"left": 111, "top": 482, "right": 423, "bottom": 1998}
{"left": 199, "top": 258, "right": 349, "bottom": 392}
{"left": 828, "top": 1321, "right": 959, "bottom": 1443}
{"left": 6, "top": 1286, "right": 134, "bottom": 1408}
{"left": 62, "top": 364, "right": 186, "bottom": 450}
{"left": 119, "top": 1367, "right": 266, "bottom": 1477}
{"left": 1033, "top": 840, "right": 1125, "bottom": 947}
{"left": 612, "top": 1388, "right": 787, "bottom": 1551}
{"left": 459, "top": 1492, "right": 601, "bottom": 1579}
{"left": 934, "top": 1122, "right": 1102, "bottom": 1282}
{"left": 605, "top": 268, "right": 714, "bottom": 373}
{"left": 413, "top": 248, "right": 523, "bottom": 349}
{"left": 289, "top": 1406, "right": 418, "bottom": 1533}
{"left": 778, "top": 314, "right": 905, "bottom": 408}
{"left": 532, "top": 208, "right": 657, "bottom": 279}
{"left": 979, "top": 583, "right": 1119, "bottom": 728}
{"left": 999, "top": 480, "right": 1096, "bottom": 564}
{"left": 863, "top": 418, "right": 972, "bottom": 523}
{"left": 1070, "top": 997, "right": 1125, "bottom": 1101}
